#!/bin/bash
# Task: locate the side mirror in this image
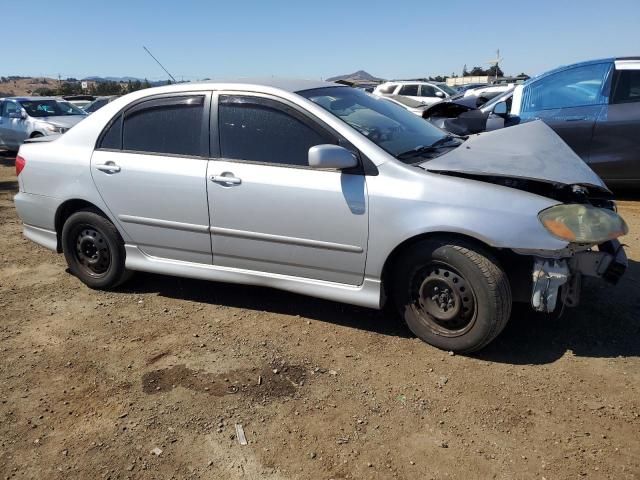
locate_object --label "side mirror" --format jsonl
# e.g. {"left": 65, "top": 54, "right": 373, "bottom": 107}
{"left": 308, "top": 145, "right": 358, "bottom": 170}
{"left": 493, "top": 101, "right": 508, "bottom": 118}
{"left": 435, "top": 91, "right": 445, "bottom": 98}
{"left": 20, "top": 109, "right": 28, "bottom": 120}
{"left": 8, "top": 112, "right": 22, "bottom": 119}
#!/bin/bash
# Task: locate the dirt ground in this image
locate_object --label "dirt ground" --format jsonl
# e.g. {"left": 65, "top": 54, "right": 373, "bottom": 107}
{"left": 0, "top": 152, "right": 638, "bottom": 480}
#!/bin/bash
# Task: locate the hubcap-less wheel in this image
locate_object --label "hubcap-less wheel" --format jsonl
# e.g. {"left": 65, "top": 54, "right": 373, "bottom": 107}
{"left": 411, "top": 262, "right": 476, "bottom": 337}
{"left": 74, "top": 226, "right": 111, "bottom": 277}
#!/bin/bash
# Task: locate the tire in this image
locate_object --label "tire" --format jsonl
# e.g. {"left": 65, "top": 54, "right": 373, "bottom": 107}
{"left": 61, "top": 209, "right": 131, "bottom": 289}
{"left": 391, "top": 238, "right": 511, "bottom": 353}
{"left": 31, "top": 132, "right": 44, "bottom": 138}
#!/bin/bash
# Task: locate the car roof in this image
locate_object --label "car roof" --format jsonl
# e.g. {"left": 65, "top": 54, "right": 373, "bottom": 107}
{"left": 527, "top": 57, "right": 640, "bottom": 85}
{"left": 162, "top": 78, "right": 340, "bottom": 93}
{"left": 1, "top": 96, "right": 61, "bottom": 101}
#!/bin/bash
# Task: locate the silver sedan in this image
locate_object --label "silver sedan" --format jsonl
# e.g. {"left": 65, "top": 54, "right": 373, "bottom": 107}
{"left": 13, "top": 80, "right": 628, "bottom": 352}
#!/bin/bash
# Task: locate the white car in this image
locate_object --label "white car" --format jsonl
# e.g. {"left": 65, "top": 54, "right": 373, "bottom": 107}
{"left": 463, "top": 84, "right": 514, "bottom": 103}
{"left": 373, "top": 81, "right": 456, "bottom": 106}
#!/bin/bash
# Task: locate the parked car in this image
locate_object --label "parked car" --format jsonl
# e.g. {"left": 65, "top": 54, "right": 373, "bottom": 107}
{"left": 424, "top": 88, "right": 515, "bottom": 134}
{"left": 0, "top": 97, "right": 87, "bottom": 152}
{"left": 13, "top": 80, "right": 628, "bottom": 352}
{"left": 373, "top": 81, "right": 456, "bottom": 105}
{"left": 427, "top": 57, "right": 640, "bottom": 188}
{"left": 455, "top": 83, "right": 489, "bottom": 93}
{"left": 381, "top": 95, "right": 431, "bottom": 116}
{"left": 462, "top": 84, "right": 513, "bottom": 104}
{"left": 83, "top": 96, "right": 119, "bottom": 114}
{"left": 63, "top": 95, "right": 96, "bottom": 110}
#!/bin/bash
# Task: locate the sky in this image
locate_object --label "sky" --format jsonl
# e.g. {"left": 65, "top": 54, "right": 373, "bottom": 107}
{"left": 2, "top": 0, "right": 639, "bottom": 81}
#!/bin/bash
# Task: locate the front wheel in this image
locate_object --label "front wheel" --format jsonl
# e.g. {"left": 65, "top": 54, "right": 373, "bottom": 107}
{"left": 391, "top": 238, "right": 512, "bottom": 353}
{"left": 61, "top": 209, "right": 131, "bottom": 289}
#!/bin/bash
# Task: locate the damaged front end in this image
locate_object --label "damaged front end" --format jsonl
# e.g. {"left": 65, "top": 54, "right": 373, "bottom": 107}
{"left": 419, "top": 121, "right": 630, "bottom": 314}
{"left": 529, "top": 240, "right": 627, "bottom": 313}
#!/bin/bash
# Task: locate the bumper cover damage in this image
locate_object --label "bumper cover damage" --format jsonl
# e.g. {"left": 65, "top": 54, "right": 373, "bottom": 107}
{"left": 530, "top": 240, "right": 627, "bottom": 313}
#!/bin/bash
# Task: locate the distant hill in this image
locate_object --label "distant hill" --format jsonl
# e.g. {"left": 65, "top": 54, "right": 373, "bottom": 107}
{"left": 326, "top": 70, "right": 384, "bottom": 83}
{"left": 82, "top": 76, "right": 168, "bottom": 86}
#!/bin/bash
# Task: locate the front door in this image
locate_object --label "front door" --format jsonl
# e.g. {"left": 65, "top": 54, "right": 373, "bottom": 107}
{"left": 0, "top": 100, "right": 20, "bottom": 149}
{"left": 207, "top": 93, "right": 368, "bottom": 285}
{"left": 517, "top": 61, "right": 612, "bottom": 159}
{"left": 590, "top": 63, "right": 640, "bottom": 184}
{"left": 91, "top": 93, "right": 212, "bottom": 264}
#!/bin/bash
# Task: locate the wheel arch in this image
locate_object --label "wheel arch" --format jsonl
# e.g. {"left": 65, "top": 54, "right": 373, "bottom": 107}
{"left": 379, "top": 231, "right": 531, "bottom": 306}
{"left": 54, "top": 199, "right": 111, "bottom": 253}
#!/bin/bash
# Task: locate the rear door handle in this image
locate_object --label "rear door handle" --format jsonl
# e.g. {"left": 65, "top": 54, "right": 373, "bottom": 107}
{"left": 95, "top": 162, "right": 121, "bottom": 173}
{"left": 564, "top": 116, "right": 588, "bottom": 122}
{"left": 210, "top": 173, "right": 241, "bottom": 185}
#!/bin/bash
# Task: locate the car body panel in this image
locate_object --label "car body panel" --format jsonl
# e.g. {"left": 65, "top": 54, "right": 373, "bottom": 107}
{"left": 14, "top": 78, "right": 624, "bottom": 312}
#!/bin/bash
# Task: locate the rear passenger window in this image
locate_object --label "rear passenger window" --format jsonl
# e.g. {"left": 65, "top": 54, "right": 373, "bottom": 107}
{"left": 612, "top": 70, "right": 640, "bottom": 104}
{"left": 99, "top": 114, "right": 122, "bottom": 149}
{"left": 219, "top": 95, "right": 333, "bottom": 167}
{"left": 399, "top": 85, "right": 419, "bottom": 96}
{"left": 122, "top": 95, "right": 205, "bottom": 156}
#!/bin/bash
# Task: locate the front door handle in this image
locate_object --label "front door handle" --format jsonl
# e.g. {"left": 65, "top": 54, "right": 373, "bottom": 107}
{"left": 95, "top": 162, "right": 121, "bottom": 174}
{"left": 210, "top": 173, "right": 241, "bottom": 185}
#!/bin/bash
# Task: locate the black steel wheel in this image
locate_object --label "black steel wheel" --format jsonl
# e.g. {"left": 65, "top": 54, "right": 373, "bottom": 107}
{"left": 391, "top": 237, "right": 512, "bottom": 353}
{"left": 411, "top": 262, "right": 477, "bottom": 337}
{"left": 62, "top": 209, "right": 131, "bottom": 289}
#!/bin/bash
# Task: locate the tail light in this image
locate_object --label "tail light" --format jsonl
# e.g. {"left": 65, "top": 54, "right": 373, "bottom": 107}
{"left": 15, "top": 155, "right": 26, "bottom": 176}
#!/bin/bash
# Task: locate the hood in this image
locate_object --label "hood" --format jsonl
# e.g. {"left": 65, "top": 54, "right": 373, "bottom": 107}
{"left": 422, "top": 121, "right": 608, "bottom": 191}
{"left": 35, "top": 115, "right": 86, "bottom": 129}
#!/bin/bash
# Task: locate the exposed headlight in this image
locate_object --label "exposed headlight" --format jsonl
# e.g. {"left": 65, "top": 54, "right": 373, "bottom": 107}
{"left": 539, "top": 204, "right": 628, "bottom": 243}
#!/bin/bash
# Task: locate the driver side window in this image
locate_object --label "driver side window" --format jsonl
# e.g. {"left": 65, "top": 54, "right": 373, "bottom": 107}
{"left": 2, "top": 101, "right": 19, "bottom": 117}
{"left": 521, "top": 63, "right": 610, "bottom": 113}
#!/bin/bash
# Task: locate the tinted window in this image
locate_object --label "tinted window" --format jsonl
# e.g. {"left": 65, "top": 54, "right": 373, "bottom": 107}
{"left": 122, "top": 96, "right": 205, "bottom": 156}
{"left": 399, "top": 84, "right": 419, "bottom": 96}
{"left": 86, "top": 98, "right": 108, "bottom": 113}
{"left": 521, "top": 63, "right": 610, "bottom": 112}
{"left": 99, "top": 114, "right": 122, "bottom": 149}
{"left": 612, "top": 69, "right": 640, "bottom": 104}
{"left": 219, "top": 96, "right": 332, "bottom": 167}
{"left": 420, "top": 85, "right": 437, "bottom": 97}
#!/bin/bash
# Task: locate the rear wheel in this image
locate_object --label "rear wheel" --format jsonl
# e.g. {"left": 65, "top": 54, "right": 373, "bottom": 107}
{"left": 61, "top": 209, "right": 131, "bottom": 289}
{"left": 391, "top": 238, "right": 511, "bottom": 353}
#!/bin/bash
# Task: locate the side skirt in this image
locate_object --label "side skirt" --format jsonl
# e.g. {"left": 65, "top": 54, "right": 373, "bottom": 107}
{"left": 124, "top": 245, "right": 382, "bottom": 309}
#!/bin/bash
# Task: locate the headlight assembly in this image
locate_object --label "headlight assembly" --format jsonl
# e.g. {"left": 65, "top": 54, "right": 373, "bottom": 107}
{"left": 539, "top": 204, "right": 628, "bottom": 244}
{"left": 42, "top": 124, "right": 67, "bottom": 134}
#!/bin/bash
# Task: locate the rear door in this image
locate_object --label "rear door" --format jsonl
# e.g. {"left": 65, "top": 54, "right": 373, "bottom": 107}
{"left": 398, "top": 84, "right": 421, "bottom": 103}
{"left": 0, "top": 100, "right": 20, "bottom": 148}
{"left": 91, "top": 92, "right": 213, "bottom": 264}
{"left": 589, "top": 61, "right": 640, "bottom": 185}
{"left": 517, "top": 62, "right": 612, "bottom": 159}
{"left": 207, "top": 93, "right": 368, "bottom": 285}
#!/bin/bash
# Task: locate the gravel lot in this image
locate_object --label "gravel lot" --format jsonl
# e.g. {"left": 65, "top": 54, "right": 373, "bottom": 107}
{"left": 1, "top": 152, "right": 639, "bottom": 479}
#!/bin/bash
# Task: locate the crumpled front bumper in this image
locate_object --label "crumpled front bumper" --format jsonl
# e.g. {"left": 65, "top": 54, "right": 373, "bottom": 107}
{"left": 531, "top": 240, "right": 627, "bottom": 313}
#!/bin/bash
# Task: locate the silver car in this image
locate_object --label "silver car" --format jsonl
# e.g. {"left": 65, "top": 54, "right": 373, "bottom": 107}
{"left": 13, "top": 80, "right": 629, "bottom": 352}
{"left": 0, "top": 97, "right": 87, "bottom": 151}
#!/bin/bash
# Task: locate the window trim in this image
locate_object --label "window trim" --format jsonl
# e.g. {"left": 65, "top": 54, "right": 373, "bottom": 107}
{"left": 213, "top": 91, "right": 365, "bottom": 173}
{"left": 95, "top": 91, "right": 212, "bottom": 159}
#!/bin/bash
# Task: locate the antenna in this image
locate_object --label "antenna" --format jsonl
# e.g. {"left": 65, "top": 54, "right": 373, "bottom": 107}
{"left": 143, "top": 46, "right": 177, "bottom": 83}
{"left": 486, "top": 49, "right": 503, "bottom": 82}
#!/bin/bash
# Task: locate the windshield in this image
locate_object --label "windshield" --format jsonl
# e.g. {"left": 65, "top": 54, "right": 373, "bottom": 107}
{"left": 300, "top": 87, "right": 453, "bottom": 160}
{"left": 19, "top": 100, "right": 86, "bottom": 117}
{"left": 436, "top": 84, "right": 458, "bottom": 96}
